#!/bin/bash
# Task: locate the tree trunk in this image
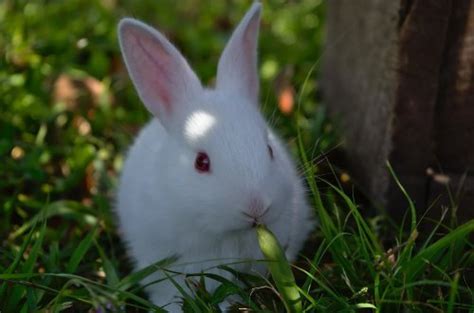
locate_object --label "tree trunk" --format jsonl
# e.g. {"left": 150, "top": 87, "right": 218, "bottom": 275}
{"left": 322, "top": 0, "right": 474, "bottom": 222}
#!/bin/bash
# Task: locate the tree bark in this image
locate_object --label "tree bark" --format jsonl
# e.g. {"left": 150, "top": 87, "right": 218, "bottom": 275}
{"left": 323, "top": 0, "right": 474, "bottom": 221}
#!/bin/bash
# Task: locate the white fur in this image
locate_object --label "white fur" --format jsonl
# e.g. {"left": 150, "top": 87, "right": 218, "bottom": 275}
{"left": 116, "top": 3, "right": 314, "bottom": 312}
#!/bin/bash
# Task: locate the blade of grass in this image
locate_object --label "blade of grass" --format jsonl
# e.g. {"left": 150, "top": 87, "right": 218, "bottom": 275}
{"left": 94, "top": 240, "right": 119, "bottom": 286}
{"left": 294, "top": 265, "right": 349, "bottom": 309}
{"left": 322, "top": 179, "right": 382, "bottom": 256}
{"left": 301, "top": 237, "right": 328, "bottom": 294}
{"left": 406, "top": 220, "right": 474, "bottom": 282}
{"left": 9, "top": 201, "right": 94, "bottom": 240}
{"left": 296, "top": 286, "right": 320, "bottom": 312}
{"left": 5, "top": 222, "right": 47, "bottom": 312}
{"left": 374, "top": 272, "right": 381, "bottom": 313}
{"left": 50, "top": 277, "right": 98, "bottom": 311}
{"left": 386, "top": 161, "right": 421, "bottom": 303}
{"left": 0, "top": 221, "right": 37, "bottom": 309}
{"left": 164, "top": 270, "right": 202, "bottom": 313}
{"left": 447, "top": 271, "right": 460, "bottom": 313}
{"left": 115, "top": 256, "right": 177, "bottom": 291}
{"left": 22, "top": 221, "right": 46, "bottom": 273}
{"left": 355, "top": 302, "right": 376, "bottom": 310}
{"left": 66, "top": 226, "right": 97, "bottom": 273}
{"left": 386, "top": 162, "right": 416, "bottom": 233}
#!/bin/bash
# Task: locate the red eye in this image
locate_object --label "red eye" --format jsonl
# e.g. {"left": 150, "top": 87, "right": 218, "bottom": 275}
{"left": 195, "top": 152, "right": 211, "bottom": 173}
{"left": 267, "top": 144, "right": 274, "bottom": 160}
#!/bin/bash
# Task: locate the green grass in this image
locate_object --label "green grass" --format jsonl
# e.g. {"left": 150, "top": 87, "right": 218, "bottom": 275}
{"left": 1, "top": 0, "right": 473, "bottom": 312}
{"left": 1, "top": 159, "right": 473, "bottom": 312}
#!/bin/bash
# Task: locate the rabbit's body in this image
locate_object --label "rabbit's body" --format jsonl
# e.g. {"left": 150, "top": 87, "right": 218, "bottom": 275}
{"left": 117, "top": 3, "right": 313, "bottom": 311}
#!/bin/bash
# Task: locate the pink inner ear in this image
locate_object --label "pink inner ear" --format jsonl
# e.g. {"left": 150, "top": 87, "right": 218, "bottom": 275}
{"left": 241, "top": 14, "right": 259, "bottom": 99}
{"left": 124, "top": 27, "right": 174, "bottom": 113}
{"left": 135, "top": 37, "right": 172, "bottom": 110}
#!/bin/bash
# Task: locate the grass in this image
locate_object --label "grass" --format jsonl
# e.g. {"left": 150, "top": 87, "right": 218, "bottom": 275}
{"left": 1, "top": 158, "right": 473, "bottom": 312}
{"left": 1, "top": 0, "right": 473, "bottom": 312}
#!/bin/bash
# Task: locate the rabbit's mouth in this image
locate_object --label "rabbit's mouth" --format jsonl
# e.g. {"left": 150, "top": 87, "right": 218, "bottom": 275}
{"left": 241, "top": 206, "right": 271, "bottom": 228}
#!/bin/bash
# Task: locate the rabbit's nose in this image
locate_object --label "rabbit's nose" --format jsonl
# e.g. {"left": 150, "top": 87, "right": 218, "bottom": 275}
{"left": 241, "top": 196, "right": 271, "bottom": 227}
{"left": 247, "top": 197, "right": 270, "bottom": 219}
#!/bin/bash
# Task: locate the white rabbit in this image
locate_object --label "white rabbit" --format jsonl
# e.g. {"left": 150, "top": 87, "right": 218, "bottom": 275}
{"left": 116, "top": 2, "right": 314, "bottom": 312}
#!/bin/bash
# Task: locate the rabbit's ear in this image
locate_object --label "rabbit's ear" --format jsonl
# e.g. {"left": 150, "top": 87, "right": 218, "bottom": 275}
{"left": 216, "top": 3, "right": 261, "bottom": 103}
{"left": 118, "top": 18, "right": 201, "bottom": 129}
